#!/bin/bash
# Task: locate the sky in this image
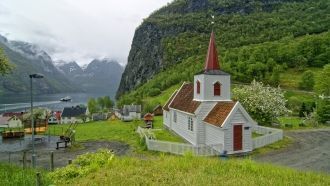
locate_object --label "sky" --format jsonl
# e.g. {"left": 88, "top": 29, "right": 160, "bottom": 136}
{"left": 0, "top": 0, "right": 172, "bottom": 66}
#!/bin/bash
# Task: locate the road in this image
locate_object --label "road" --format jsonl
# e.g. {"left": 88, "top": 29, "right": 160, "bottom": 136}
{"left": 254, "top": 128, "right": 330, "bottom": 173}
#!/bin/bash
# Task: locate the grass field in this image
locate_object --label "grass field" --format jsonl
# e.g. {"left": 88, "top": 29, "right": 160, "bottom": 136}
{"left": 0, "top": 163, "right": 50, "bottom": 186}
{"left": 278, "top": 117, "right": 303, "bottom": 128}
{"left": 49, "top": 151, "right": 330, "bottom": 186}
{"left": 48, "top": 116, "right": 183, "bottom": 150}
{"left": 280, "top": 67, "right": 322, "bottom": 89}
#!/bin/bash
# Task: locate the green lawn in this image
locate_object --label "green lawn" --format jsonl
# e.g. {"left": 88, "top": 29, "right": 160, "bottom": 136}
{"left": 48, "top": 120, "right": 142, "bottom": 151}
{"left": 278, "top": 117, "right": 304, "bottom": 129}
{"left": 252, "top": 132, "right": 263, "bottom": 138}
{"left": 49, "top": 151, "right": 330, "bottom": 186}
{"left": 153, "top": 130, "right": 185, "bottom": 143}
{"left": 139, "top": 116, "right": 185, "bottom": 143}
{"left": 48, "top": 116, "right": 184, "bottom": 149}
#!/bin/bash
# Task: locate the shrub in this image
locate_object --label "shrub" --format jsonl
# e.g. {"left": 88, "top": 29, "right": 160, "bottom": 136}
{"left": 233, "top": 80, "right": 290, "bottom": 125}
{"left": 299, "top": 70, "right": 315, "bottom": 90}
{"left": 48, "top": 149, "right": 114, "bottom": 184}
{"left": 148, "top": 88, "right": 161, "bottom": 97}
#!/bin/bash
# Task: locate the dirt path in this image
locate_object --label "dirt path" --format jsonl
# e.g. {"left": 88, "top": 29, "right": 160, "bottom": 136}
{"left": 0, "top": 136, "right": 130, "bottom": 169}
{"left": 254, "top": 129, "right": 330, "bottom": 173}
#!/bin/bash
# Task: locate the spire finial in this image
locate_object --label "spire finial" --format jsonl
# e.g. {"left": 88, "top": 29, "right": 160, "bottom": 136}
{"left": 211, "top": 15, "right": 215, "bottom": 31}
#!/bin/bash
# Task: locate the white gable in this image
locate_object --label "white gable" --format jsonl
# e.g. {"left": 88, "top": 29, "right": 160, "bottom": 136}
{"left": 222, "top": 102, "right": 257, "bottom": 129}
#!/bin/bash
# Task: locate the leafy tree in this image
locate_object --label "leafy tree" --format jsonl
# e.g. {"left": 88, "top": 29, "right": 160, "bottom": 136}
{"left": 97, "top": 97, "right": 105, "bottom": 110}
{"left": 299, "top": 70, "right": 315, "bottom": 91}
{"left": 87, "top": 98, "right": 98, "bottom": 114}
{"left": 317, "top": 99, "right": 330, "bottom": 124}
{"left": 103, "top": 96, "right": 114, "bottom": 110}
{"left": 269, "top": 65, "right": 281, "bottom": 86}
{"left": 233, "top": 80, "right": 290, "bottom": 125}
{"left": 315, "top": 64, "right": 330, "bottom": 96}
{"left": 0, "top": 47, "right": 13, "bottom": 75}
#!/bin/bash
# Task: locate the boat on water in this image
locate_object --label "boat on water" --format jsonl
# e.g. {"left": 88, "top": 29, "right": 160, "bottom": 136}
{"left": 60, "top": 96, "right": 72, "bottom": 102}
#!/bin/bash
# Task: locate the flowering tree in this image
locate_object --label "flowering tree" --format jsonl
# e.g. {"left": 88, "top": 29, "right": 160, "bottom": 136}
{"left": 233, "top": 80, "right": 290, "bottom": 125}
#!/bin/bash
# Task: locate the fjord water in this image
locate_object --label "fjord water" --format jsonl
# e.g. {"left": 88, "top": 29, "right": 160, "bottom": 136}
{"left": 0, "top": 92, "right": 109, "bottom": 113}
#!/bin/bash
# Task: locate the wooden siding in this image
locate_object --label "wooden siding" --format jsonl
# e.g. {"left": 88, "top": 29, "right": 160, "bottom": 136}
{"left": 196, "top": 102, "right": 217, "bottom": 144}
{"left": 204, "top": 123, "right": 224, "bottom": 152}
{"left": 163, "top": 110, "right": 171, "bottom": 127}
{"left": 170, "top": 109, "right": 197, "bottom": 145}
{"left": 224, "top": 109, "right": 253, "bottom": 154}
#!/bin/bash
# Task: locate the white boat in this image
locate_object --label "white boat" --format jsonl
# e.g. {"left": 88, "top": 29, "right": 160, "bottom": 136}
{"left": 60, "top": 96, "right": 71, "bottom": 102}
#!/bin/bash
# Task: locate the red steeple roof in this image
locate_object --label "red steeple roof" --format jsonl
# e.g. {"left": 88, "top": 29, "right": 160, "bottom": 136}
{"left": 204, "top": 32, "right": 220, "bottom": 71}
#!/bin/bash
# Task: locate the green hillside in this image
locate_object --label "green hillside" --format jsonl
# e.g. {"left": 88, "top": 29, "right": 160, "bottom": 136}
{"left": 117, "top": 0, "right": 330, "bottom": 98}
{"left": 117, "top": 0, "right": 330, "bottom": 114}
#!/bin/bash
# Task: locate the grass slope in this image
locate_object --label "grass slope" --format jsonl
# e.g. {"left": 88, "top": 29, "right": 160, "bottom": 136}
{"left": 51, "top": 153, "right": 330, "bottom": 186}
{"left": 0, "top": 163, "right": 50, "bottom": 186}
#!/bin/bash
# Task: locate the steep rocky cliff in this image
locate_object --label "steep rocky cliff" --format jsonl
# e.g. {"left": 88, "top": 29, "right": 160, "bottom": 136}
{"left": 116, "top": 0, "right": 312, "bottom": 98}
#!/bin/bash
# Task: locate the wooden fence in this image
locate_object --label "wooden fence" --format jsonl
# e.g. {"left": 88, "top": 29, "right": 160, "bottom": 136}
{"left": 137, "top": 127, "right": 222, "bottom": 156}
{"left": 252, "top": 126, "right": 283, "bottom": 149}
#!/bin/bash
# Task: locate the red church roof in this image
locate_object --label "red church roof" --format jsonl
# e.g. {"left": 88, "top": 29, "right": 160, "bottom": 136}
{"left": 204, "top": 32, "right": 220, "bottom": 71}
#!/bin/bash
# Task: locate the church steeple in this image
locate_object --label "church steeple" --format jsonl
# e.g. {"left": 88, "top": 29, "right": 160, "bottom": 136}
{"left": 204, "top": 32, "right": 220, "bottom": 71}
{"left": 194, "top": 31, "right": 231, "bottom": 102}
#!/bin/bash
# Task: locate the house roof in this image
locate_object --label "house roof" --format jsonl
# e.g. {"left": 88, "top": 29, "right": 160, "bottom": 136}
{"left": 144, "top": 113, "right": 154, "bottom": 121}
{"left": 169, "top": 83, "right": 201, "bottom": 114}
{"left": 0, "top": 116, "right": 11, "bottom": 125}
{"left": 61, "top": 106, "right": 87, "bottom": 117}
{"left": 122, "top": 105, "right": 141, "bottom": 116}
{"left": 163, "top": 90, "right": 178, "bottom": 111}
{"left": 204, "top": 101, "right": 236, "bottom": 127}
{"left": 153, "top": 104, "right": 162, "bottom": 111}
{"left": 3, "top": 112, "right": 24, "bottom": 117}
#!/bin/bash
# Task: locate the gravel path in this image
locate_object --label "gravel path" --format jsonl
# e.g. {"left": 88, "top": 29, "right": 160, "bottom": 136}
{"left": 254, "top": 128, "right": 330, "bottom": 173}
{"left": 0, "top": 136, "right": 130, "bottom": 169}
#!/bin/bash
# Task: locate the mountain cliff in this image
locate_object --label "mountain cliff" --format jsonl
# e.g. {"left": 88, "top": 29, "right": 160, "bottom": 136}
{"left": 0, "top": 35, "right": 79, "bottom": 95}
{"left": 117, "top": 0, "right": 330, "bottom": 98}
{"left": 57, "top": 59, "right": 123, "bottom": 97}
{"left": 0, "top": 35, "right": 123, "bottom": 97}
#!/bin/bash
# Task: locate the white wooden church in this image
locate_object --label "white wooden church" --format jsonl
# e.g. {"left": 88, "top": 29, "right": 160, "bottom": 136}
{"left": 163, "top": 32, "right": 258, "bottom": 154}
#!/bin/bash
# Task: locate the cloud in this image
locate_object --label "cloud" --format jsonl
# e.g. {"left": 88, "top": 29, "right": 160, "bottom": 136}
{"left": 0, "top": 0, "right": 172, "bottom": 65}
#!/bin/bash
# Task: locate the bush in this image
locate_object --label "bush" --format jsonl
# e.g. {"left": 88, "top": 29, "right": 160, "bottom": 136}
{"left": 48, "top": 149, "right": 114, "bottom": 184}
{"left": 148, "top": 88, "right": 161, "bottom": 97}
{"left": 299, "top": 70, "right": 315, "bottom": 91}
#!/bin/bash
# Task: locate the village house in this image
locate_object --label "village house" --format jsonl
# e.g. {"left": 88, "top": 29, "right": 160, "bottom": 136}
{"left": 91, "top": 113, "right": 107, "bottom": 121}
{"left": 163, "top": 32, "right": 258, "bottom": 154}
{"left": 121, "top": 105, "right": 141, "bottom": 121}
{"left": 61, "top": 106, "right": 87, "bottom": 124}
{"left": 0, "top": 115, "right": 23, "bottom": 128}
{"left": 152, "top": 105, "right": 163, "bottom": 116}
{"left": 48, "top": 111, "right": 61, "bottom": 124}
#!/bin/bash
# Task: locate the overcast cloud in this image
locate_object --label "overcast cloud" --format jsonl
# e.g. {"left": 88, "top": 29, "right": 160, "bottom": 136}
{"left": 0, "top": 0, "right": 172, "bottom": 66}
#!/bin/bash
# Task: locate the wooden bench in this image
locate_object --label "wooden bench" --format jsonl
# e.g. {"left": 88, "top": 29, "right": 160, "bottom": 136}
{"left": 56, "top": 130, "right": 75, "bottom": 149}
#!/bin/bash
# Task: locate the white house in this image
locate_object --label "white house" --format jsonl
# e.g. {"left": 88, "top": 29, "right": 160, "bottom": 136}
{"left": 0, "top": 115, "right": 23, "bottom": 128}
{"left": 121, "top": 105, "right": 141, "bottom": 121}
{"left": 163, "top": 32, "right": 257, "bottom": 154}
{"left": 61, "top": 106, "right": 87, "bottom": 124}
